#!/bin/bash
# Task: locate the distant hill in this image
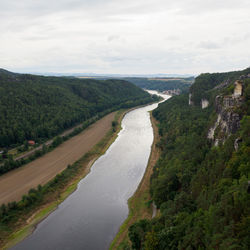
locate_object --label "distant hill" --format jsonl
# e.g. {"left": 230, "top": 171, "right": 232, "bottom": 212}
{"left": 13, "top": 70, "right": 194, "bottom": 94}
{"left": 12, "top": 71, "right": 194, "bottom": 78}
{"left": 0, "top": 69, "right": 157, "bottom": 148}
{"left": 0, "top": 68, "right": 19, "bottom": 77}
{"left": 124, "top": 77, "right": 194, "bottom": 93}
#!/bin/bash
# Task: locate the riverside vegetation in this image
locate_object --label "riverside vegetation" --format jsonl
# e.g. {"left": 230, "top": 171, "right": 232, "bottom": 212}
{"left": 0, "top": 69, "right": 159, "bottom": 174}
{"left": 124, "top": 68, "right": 250, "bottom": 249}
{"left": 0, "top": 109, "right": 127, "bottom": 248}
{"left": 0, "top": 69, "right": 159, "bottom": 247}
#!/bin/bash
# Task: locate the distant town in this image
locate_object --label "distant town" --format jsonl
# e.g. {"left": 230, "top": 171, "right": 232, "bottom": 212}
{"left": 162, "top": 89, "right": 181, "bottom": 96}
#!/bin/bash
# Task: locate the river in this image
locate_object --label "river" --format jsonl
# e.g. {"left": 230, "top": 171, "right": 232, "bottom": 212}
{"left": 12, "top": 91, "right": 170, "bottom": 250}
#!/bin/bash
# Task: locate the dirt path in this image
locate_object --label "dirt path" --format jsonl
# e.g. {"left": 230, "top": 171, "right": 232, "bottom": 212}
{"left": 0, "top": 112, "right": 116, "bottom": 206}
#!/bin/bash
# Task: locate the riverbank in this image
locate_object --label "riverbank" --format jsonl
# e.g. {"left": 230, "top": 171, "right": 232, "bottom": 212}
{"left": 0, "top": 112, "right": 116, "bottom": 205}
{"left": 110, "top": 112, "right": 161, "bottom": 250}
{"left": 1, "top": 109, "right": 127, "bottom": 250}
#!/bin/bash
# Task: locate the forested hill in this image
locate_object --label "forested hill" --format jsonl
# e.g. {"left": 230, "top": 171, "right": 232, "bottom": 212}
{"left": 124, "top": 77, "right": 194, "bottom": 93}
{"left": 128, "top": 68, "right": 250, "bottom": 249}
{"left": 0, "top": 69, "right": 157, "bottom": 148}
{"left": 190, "top": 67, "right": 250, "bottom": 105}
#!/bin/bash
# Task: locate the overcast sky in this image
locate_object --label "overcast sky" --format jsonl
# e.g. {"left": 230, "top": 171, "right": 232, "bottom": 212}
{"left": 0, "top": 0, "right": 249, "bottom": 75}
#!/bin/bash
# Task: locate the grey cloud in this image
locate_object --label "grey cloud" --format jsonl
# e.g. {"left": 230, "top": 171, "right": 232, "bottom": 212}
{"left": 1, "top": 0, "right": 249, "bottom": 18}
{"left": 198, "top": 41, "right": 221, "bottom": 50}
{"left": 244, "top": 33, "right": 250, "bottom": 40}
{"left": 165, "top": 35, "right": 180, "bottom": 41}
{"left": 175, "top": 0, "right": 250, "bottom": 15}
{"left": 23, "top": 35, "right": 53, "bottom": 41}
{"left": 107, "top": 35, "right": 121, "bottom": 42}
{"left": 0, "top": 0, "right": 249, "bottom": 75}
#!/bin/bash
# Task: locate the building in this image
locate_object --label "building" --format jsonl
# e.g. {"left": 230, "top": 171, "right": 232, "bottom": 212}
{"left": 28, "top": 140, "right": 35, "bottom": 145}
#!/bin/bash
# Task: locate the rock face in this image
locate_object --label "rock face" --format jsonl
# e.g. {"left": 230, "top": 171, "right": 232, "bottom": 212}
{"left": 215, "top": 95, "right": 242, "bottom": 134}
{"left": 201, "top": 99, "right": 209, "bottom": 109}
{"left": 208, "top": 81, "right": 244, "bottom": 145}
{"left": 208, "top": 114, "right": 221, "bottom": 140}
{"left": 234, "top": 137, "right": 242, "bottom": 151}
{"left": 233, "top": 80, "right": 243, "bottom": 97}
{"left": 189, "top": 93, "right": 193, "bottom": 106}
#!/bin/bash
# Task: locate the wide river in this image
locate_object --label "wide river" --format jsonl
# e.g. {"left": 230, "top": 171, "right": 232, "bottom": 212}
{"left": 12, "top": 91, "right": 170, "bottom": 250}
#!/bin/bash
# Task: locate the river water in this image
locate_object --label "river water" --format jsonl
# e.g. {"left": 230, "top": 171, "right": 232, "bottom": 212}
{"left": 12, "top": 91, "right": 170, "bottom": 250}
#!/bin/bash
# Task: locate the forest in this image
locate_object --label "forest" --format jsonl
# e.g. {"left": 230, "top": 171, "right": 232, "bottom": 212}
{"left": 190, "top": 68, "right": 250, "bottom": 105}
{"left": 127, "top": 69, "right": 250, "bottom": 249}
{"left": 125, "top": 77, "right": 193, "bottom": 93}
{"left": 0, "top": 69, "right": 157, "bottom": 148}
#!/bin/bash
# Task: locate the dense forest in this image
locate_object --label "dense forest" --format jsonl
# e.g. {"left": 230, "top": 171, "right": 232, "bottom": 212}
{"left": 190, "top": 68, "right": 250, "bottom": 105}
{"left": 125, "top": 77, "right": 194, "bottom": 93}
{"left": 0, "top": 69, "right": 157, "bottom": 148}
{"left": 127, "top": 69, "right": 250, "bottom": 249}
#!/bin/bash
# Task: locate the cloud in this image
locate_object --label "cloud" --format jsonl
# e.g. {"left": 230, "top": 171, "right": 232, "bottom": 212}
{"left": 198, "top": 41, "right": 221, "bottom": 50}
{"left": 107, "top": 35, "right": 121, "bottom": 42}
{"left": 170, "top": 0, "right": 250, "bottom": 15}
{"left": 165, "top": 35, "right": 180, "bottom": 41}
{"left": 0, "top": 0, "right": 249, "bottom": 74}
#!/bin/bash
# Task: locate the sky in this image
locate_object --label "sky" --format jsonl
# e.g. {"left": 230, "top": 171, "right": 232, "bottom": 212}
{"left": 0, "top": 0, "right": 249, "bottom": 75}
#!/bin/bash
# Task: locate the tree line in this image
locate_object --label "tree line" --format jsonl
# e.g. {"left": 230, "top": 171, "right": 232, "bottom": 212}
{"left": 125, "top": 77, "right": 193, "bottom": 93}
{"left": 127, "top": 71, "right": 250, "bottom": 249}
{"left": 190, "top": 67, "right": 250, "bottom": 105}
{"left": 0, "top": 69, "right": 158, "bottom": 149}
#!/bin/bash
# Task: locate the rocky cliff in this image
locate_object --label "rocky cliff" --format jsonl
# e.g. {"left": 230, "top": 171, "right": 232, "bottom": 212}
{"left": 207, "top": 76, "right": 248, "bottom": 146}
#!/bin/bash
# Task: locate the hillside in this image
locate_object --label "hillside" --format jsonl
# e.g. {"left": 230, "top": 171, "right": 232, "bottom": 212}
{"left": 189, "top": 68, "right": 250, "bottom": 106}
{"left": 0, "top": 69, "right": 157, "bottom": 148}
{"left": 125, "top": 77, "right": 194, "bottom": 94}
{"left": 127, "top": 68, "right": 250, "bottom": 249}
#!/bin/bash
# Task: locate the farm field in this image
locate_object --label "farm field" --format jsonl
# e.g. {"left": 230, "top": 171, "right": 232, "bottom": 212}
{"left": 0, "top": 112, "right": 116, "bottom": 205}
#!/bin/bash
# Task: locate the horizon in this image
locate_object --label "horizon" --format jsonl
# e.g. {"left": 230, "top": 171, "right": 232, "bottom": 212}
{"left": 2, "top": 66, "right": 250, "bottom": 78}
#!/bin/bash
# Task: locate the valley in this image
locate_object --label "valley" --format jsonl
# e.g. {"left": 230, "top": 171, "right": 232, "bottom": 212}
{"left": 0, "top": 68, "right": 249, "bottom": 250}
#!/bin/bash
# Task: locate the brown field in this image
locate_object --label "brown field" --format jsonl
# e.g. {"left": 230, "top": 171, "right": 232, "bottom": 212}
{"left": 0, "top": 112, "right": 116, "bottom": 206}
{"left": 14, "top": 115, "right": 92, "bottom": 161}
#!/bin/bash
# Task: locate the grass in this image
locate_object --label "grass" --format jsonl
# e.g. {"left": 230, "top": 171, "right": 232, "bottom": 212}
{"left": 110, "top": 192, "right": 152, "bottom": 249}
{"left": 3, "top": 203, "right": 57, "bottom": 249}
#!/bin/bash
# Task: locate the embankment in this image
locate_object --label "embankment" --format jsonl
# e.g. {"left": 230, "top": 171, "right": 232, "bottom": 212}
{"left": 110, "top": 113, "right": 160, "bottom": 249}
